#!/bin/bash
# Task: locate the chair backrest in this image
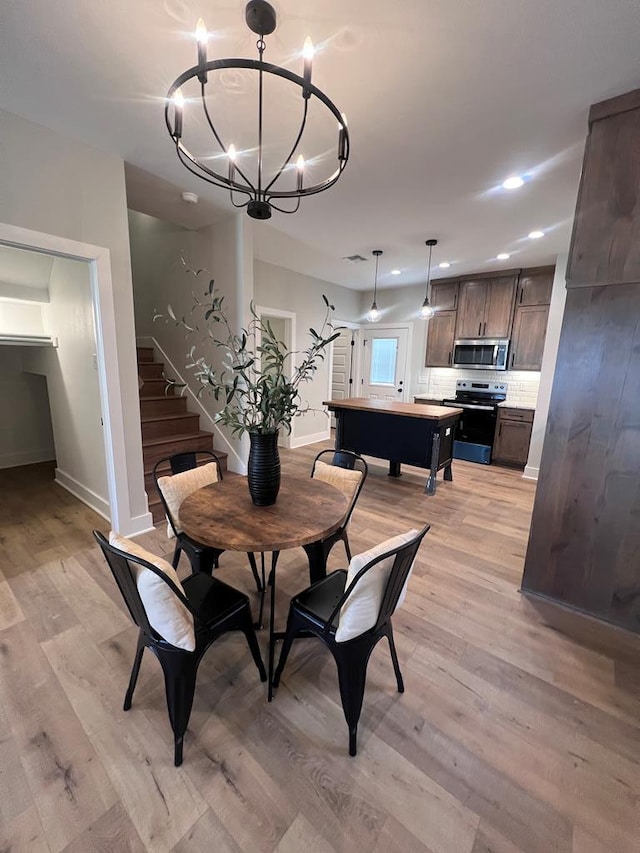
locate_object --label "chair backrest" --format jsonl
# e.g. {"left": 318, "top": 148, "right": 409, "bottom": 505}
{"left": 153, "top": 451, "right": 222, "bottom": 537}
{"left": 311, "top": 449, "right": 368, "bottom": 524}
{"left": 93, "top": 531, "right": 197, "bottom": 650}
{"left": 331, "top": 525, "right": 430, "bottom": 643}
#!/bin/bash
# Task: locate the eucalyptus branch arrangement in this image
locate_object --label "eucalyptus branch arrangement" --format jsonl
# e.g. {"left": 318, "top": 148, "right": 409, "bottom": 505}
{"left": 154, "top": 265, "right": 340, "bottom": 437}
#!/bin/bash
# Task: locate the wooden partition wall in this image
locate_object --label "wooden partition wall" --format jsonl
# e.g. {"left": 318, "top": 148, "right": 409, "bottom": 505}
{"left": 521, "top": 88, "right": 640, "bottom": 633}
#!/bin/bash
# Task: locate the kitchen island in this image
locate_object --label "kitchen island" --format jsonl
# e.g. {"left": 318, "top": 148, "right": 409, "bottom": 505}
{"left": 324, "top": 398, "right": 462, "bottom": 494}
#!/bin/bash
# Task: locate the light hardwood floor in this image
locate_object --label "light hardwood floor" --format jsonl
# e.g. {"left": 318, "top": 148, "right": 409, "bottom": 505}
{"left": 0, "top": 453, "right": 638, "bottom": 853}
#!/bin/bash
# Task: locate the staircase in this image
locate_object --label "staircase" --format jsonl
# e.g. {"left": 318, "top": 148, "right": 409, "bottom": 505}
{"left": 137, "top": 346, "right": 227, "bottom": 524}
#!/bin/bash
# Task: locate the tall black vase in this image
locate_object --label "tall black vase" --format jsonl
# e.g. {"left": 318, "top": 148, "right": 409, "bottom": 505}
{"left": 247, "top": 431, "right": 281, "bottom": 506}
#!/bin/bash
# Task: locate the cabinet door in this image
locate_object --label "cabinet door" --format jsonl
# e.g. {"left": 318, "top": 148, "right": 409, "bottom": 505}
{"left": 517, "top": 269, "right": 553, "bottom": 306}
{"left": 510, "top": 304, "right": 550, "bottom": 370}
{"left": 430, "top": 281, "right": 458, "bottom": 310}
{"left": 484, "top": 276, "right": 516, "bottom": 337}
{"left": 425, "top": 311, "right": 457, "bottom": 367}
{"left": 493, "top": 418, "right": 532, "bottom": 466}
{"left": 455, "top": 280, "right": 487, "bottom": 338}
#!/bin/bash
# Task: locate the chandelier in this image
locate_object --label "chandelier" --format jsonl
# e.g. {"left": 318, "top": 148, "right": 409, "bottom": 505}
{"left": 165, "top": 0, "right": 350, "bottom": 220}
{"left": 419, "top": 239, "right": 438, "bottom": 319}
{"left": 366, "top": 250, "right": 383, "bottom": 323}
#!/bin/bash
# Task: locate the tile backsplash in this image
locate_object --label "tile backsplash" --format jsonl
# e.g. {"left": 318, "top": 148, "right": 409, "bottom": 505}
{"left": 417, "top": 368, "right": 540, "bottom": 408}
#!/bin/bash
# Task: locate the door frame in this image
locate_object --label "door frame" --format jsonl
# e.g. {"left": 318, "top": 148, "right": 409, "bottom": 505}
{"left": 0, "top": 221, "right": 152, "bottom": 535}
{"left": 358, "top": 323, "right": 413, "bottom": 402}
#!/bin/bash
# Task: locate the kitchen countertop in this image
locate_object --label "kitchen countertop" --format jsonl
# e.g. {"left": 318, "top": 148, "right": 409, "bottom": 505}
{"left": 498, "top": 402, "right": 536, "bottom": 410}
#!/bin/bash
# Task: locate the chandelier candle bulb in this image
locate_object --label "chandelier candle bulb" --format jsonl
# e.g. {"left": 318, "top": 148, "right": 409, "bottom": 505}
{"left": 173, "top": 88, "right": 184, "bottom": 139}
{"left": 228, "top": 144, "right": 237, "bottom": 181}
{"left": 338, "top": 114, "right": 348, "bottom": 161}
{"left": 296, "top": 155, "right": 305, "bottom": 191}
{"left": 196, "top": 18, "right": 208, "bottom": 83}
{"left": 302, "top": 37, "right": 314, "bottom": 98}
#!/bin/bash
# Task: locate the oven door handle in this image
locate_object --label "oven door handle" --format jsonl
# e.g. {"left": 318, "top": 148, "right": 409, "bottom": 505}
{"left": 445, "top": 403, "right": 496, "bottom": 411}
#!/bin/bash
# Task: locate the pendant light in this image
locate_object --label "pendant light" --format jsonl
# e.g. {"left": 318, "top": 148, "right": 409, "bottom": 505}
{"left": 366, "top": 250, "right": 383, "bottom": 323}
{"left": 419, "top": 239, "right": 438, "bottom": 319}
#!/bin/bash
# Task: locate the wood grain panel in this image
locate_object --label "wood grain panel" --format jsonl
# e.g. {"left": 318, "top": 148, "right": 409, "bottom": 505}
{"left": 567, "top": 103, "right": 640, "bottom": 287}
{"left": 522, "top": 284, "right": 640, "bottom": 630}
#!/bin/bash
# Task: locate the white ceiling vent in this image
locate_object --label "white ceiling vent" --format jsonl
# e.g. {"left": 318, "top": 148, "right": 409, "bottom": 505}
{"left": 343, "top": 254, "right": 367, "bottom": 263}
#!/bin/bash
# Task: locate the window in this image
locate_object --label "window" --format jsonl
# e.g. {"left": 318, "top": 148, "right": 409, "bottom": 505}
{"left": 369, "top": 337, "right": 397, "bottom": 385}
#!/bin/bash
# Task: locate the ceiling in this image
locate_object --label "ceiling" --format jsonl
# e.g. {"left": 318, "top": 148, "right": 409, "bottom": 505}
{"left": 2, "top": 0, "right": 640, "bottom": 291}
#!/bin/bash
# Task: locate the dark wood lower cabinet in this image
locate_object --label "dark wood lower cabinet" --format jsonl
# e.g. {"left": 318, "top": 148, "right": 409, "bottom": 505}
{"left": 492, "top": 408, "right": 533, "bottom": 467}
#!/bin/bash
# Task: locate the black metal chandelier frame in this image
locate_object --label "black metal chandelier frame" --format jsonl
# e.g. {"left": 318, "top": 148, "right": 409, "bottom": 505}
{"left": 165, "top": 1, "right": 350, "bottom": 220}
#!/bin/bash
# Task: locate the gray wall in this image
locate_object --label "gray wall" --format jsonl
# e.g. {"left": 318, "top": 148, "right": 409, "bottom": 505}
{"left": 0, "top": 347, "right": 55, "bottom": 468}
{"left": 23, "top": 257, "right": 108, "bottom": 516}
{"left": 254, "top": 259, "right": 361, "bottom": 441}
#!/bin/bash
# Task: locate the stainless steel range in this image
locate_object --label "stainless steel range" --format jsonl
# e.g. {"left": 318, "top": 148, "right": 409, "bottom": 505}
{"left": 442, "top": 379, "right": 507, "bottom": 464}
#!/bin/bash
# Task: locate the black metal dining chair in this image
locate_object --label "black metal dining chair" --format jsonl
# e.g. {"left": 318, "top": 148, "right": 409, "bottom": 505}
{"left": 153, "top": 450, "right": 262, "bottom": 592}
{"left": 302, "top": 449, "right": 368, "bottom": 581}
{"left": 94, "top": 530, "right": 266, "bottom": 766}
{"left": 274, "top": 524, "right": 430, "bottom": 756}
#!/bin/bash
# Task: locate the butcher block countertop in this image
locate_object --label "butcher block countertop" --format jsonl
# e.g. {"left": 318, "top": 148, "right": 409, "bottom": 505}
{"left": 324, "top": 398, "right": 463, "bottom": 421}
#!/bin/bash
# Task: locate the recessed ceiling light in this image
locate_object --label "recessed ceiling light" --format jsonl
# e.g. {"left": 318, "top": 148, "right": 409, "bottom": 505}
{"left": 502, "top": 176, "right": 524, "bottom": 190}
{"left": 391, "top": 269, "right": 401, "bottom": 275}
{"left": 496, "top": 253, "right": 510, "bottom": 260}
{"left": 438, "top": 262, "right": 451, "bottom": 269}
{"left": 528, "top": 230, "right": 544, "bottom": 239}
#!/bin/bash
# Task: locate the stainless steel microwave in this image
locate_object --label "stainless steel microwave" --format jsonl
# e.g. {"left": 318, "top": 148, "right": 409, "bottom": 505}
{"left": 452, "top": 338, "right": 510, "bottom": 371}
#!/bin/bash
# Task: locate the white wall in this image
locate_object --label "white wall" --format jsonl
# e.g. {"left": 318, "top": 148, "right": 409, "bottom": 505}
{"left": 254, "top": 259, "right": 361, "bottom": 442}
{"left": 22, "top": 257, "right": 109, "bottom": 516}
{"left": 0, "top": 108, "right": 149, "bottom": 532}
{"left": 0, "top": 301, "right": 45, "bottom": 336}
{"left": 524, "top": 253, "right": 568, "bottom": 479}
{"left": 0, "top": 347, "right": 55, "bottom": 468}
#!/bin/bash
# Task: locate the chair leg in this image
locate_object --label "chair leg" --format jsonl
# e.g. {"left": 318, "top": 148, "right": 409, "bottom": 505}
{"left": 273, "top": 610, "right": 301, "bottom": 687}
{"left": 342, "top": 530, "right": 352, "bottom": 563}
{"left": 386, "top": 624, "right": 404, "bottom": 693}
{"left": 334, "top": 643, "right": 371, "bottom": 756}
{"left": 240, "top": 608, "right": 267, "bottom": 682}
{"left": 123, "top": 632, "right": 146, "bottom": 711}
{"left": 172, "top": 545, "right": 182, "bottom": 570}
{"left": 247, "top": 552, "right": 263, "bottom": 592}
{"left": 156, "top": 649, "right": 199, "bottom": 767}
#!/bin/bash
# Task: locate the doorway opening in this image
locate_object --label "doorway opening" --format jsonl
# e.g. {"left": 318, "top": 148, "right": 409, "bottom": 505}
{"left": 255, "top": 306, "right": 295, "bottom": 448}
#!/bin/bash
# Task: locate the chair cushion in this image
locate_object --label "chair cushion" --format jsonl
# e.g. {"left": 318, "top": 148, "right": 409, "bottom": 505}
{"left": 335, "top": 529, "right": 418, "bottom": 643}
{"left": 157, "top": 462, "right": 220, "bottom": 538}
{"left": 312, "top": 460, "right": 362, "bottom": 510}
{"left": 109, "top": 532, "right": 195, "bottom": 652}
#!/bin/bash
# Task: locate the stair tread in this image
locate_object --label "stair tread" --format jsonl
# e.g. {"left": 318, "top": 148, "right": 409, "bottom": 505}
{"left": 140, "top": 412, "right": 198, "bottom": 423}
{"left": 142, "top": 430, "right": 215, "bottom": 448}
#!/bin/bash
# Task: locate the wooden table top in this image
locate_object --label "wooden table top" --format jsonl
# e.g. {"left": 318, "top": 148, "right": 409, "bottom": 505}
{"left": 324, "top": 397, "right": 463, "bottom": 421}
{"left": 179, "top": 474, "right": 349, "bottom": 553}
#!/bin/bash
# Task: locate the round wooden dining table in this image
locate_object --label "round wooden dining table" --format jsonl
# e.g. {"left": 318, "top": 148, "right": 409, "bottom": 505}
{"left": 179, "top": 473, "right": 349, "bottom": 699}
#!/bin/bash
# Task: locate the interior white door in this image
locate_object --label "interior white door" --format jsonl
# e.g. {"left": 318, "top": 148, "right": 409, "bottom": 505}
{"left": 360, "top": 327, "right": 409, "bottom": 401}
{"left": 330, "top": 328, "right": 357, "bottom": 426}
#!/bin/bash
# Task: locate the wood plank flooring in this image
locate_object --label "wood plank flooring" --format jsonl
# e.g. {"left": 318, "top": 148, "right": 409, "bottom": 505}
{"left": 0, "top": 455, "right": 638, "bottom": 852}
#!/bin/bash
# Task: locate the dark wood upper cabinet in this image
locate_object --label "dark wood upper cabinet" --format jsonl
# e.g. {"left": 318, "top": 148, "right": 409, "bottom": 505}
{"left": 456, "top": 280, "right": 488, "bottom": 337}
{"left": 510, "top": 305, "right": 549, "bottom": 370}
{"left": 430, "top": 280, "right": 458, "bottom": 311}
{"left": 456, "top": 276, "right": 516, "bottom": 338}
{"left": 517, "top": 267, "right": 554, "bottom": 306}
{"left": 425, "top": 311, "right": 456, "bottom": 367}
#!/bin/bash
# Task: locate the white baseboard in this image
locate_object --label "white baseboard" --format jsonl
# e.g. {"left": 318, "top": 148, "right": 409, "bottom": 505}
{"left": 55, "top": 468, "right": 111, "bottom": 521}
{"left": 0, "top": 448, "right": 56, "bottom": 470}
{"left": 289, "top": 429, "right": 331, "bottom": 449}
{"left": 523, "top": 465, "right": 539, "bottom": 481}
